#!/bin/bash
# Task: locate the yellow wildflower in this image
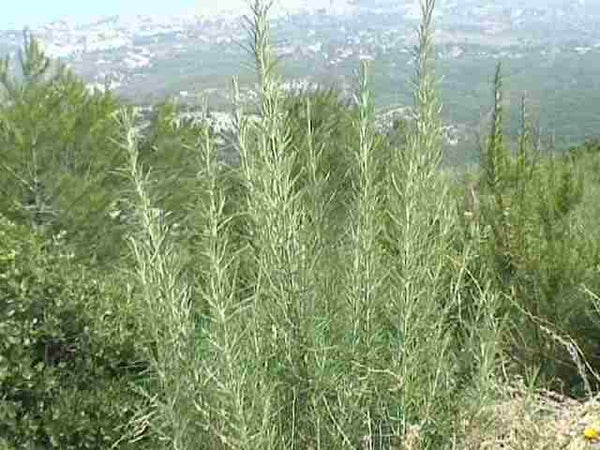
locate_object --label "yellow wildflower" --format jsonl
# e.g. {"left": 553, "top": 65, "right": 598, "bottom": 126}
{"left": 585, "top": 426, "right": 600, "bottom": 442}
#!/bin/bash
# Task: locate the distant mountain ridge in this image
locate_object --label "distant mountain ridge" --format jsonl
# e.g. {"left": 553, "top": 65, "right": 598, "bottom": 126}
{"left": 0, "top": 0, "right": 598, "bottom": 152}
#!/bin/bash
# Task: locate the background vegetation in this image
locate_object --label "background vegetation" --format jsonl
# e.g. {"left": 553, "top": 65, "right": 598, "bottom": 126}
{"left": 2, "top": 1, "right": 600, "bottom": 448}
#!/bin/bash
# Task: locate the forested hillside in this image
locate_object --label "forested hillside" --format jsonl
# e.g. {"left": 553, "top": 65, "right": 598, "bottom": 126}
{"left": 2, "top": 1, "right": 600, "bottom": 448}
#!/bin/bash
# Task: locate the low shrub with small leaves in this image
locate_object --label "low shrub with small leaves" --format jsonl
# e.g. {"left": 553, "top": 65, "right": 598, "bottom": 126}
{"left": 0, "top": 214, "right": 155, "bottom": 449}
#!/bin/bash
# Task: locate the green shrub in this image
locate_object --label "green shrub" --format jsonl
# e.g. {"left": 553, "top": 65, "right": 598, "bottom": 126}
{"left": 0, "top": 214, "right": 155, "bottom": 448}
{"left": 0, "top": 31, "right": 126, "bottom": 266}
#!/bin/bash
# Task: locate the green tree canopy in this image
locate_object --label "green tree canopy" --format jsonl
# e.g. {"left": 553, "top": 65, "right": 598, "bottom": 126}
{"left": 0, "top": 31, "right": 126, "bottom": 264}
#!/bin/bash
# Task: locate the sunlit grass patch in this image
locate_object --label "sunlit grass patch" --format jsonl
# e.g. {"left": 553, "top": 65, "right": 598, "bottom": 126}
{"left": 458, "top": 377, "right": 600, "bottom": 449}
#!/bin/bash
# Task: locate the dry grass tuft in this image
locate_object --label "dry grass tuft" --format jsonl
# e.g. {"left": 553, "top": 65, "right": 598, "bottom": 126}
{"left": 458, "top": 377, "right": 600, "bottom": 449}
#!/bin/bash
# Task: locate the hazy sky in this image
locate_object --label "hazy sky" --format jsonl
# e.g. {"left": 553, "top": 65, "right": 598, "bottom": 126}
{"left": 2, "top": 0, "right": 336, "bottom": 29}
{"left": 2, "top": 0, "right": 196, "bottom": 28}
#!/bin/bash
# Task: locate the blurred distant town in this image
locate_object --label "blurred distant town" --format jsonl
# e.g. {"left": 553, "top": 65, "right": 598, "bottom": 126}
{"left": 1, "top": 0, "right": 599, "bottom": 149}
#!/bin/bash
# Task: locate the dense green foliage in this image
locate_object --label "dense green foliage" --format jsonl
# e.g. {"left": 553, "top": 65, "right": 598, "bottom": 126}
{"left": 2, "top": 4, "right": 600, "bottom": 448}
{"left": 0, "top": 31, "right": 125, "bottom": 265}
{"left": 0, "top": 214, "right": 156, "bottom": 448}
